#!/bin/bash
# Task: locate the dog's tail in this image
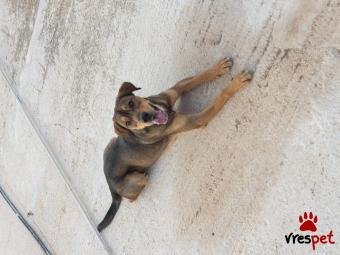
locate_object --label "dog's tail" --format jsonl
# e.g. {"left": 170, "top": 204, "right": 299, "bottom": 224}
{"left": 97, "top": 192, "right": 122, "bottom": 232}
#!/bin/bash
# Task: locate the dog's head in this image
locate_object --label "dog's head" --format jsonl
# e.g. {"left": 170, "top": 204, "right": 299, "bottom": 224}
{"left": 113, "top": 82, "right": 169, "bottom": 136}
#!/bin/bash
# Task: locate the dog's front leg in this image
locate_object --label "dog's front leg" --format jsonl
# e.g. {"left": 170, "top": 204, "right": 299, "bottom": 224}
{"left": 165, "top": 71, "right": 252, "bottom": 135}
{"left": 163, "top": 58, "right": 233, "bottom": 106}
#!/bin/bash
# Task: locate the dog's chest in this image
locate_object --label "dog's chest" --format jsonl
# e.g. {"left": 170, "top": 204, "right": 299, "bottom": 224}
{"left": 121, "top": 138, "right": 170, "bottom": 168}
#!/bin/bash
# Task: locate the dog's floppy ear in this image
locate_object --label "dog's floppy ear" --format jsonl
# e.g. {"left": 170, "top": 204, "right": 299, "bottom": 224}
{"left": 117, "top": 82, "right": 141, "bottom": 99}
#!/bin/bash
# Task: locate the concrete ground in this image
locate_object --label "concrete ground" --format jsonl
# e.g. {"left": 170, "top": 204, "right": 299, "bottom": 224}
{"left": 0, "top": 0, "right": 339, "bottom": 254}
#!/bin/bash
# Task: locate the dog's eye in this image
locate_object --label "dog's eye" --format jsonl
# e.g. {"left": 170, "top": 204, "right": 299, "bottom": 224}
{"left": 128, "top": 100, "right": 134, "bottom": 108}
{"left": 125, "top": 121, "right": 131, "bottom": 127}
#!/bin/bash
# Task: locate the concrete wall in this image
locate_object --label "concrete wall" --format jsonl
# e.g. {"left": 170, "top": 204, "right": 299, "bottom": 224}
{"left": 0, "top": 0, "right": 339, "bottom": 254}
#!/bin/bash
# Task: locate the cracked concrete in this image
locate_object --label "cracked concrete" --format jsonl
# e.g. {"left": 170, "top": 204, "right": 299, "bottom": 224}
{"left": 0, "top": 0, "right": 339, "bottom": 254}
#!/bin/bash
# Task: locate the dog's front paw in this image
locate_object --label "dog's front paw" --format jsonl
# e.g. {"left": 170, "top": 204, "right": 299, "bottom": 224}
{"left": 228, "top": 71, "right": 252, "bottom": 92}
{"left": 234, "top": 71, "right": 252, "bottom": 83}
{"left": 211, "top": 57, "right": 233, "bottom": 77}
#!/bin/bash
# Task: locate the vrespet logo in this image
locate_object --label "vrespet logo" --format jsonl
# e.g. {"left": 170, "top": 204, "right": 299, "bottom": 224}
{"left": 285, "top": 212, "right": 335, "bottom": 250}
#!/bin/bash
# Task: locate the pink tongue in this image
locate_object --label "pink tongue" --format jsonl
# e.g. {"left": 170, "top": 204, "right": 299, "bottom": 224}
{"left": 153, "top": 111, "right": 168, "bottom": 125}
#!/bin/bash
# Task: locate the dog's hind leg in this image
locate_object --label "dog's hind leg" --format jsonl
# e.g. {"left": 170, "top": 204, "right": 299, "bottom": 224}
{"left": 114, "top": 172, "right": 148, "bottom": 201}
{"left": 163, "top": 57, "right": 233, "bottom": 105}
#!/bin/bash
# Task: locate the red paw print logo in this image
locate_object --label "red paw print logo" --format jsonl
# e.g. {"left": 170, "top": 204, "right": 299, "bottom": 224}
{"left": 299, "top": 212, "right": 318, "bottom": 232}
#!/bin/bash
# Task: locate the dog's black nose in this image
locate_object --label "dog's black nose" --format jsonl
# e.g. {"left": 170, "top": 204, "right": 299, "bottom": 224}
{"left": 141, "top": 112, "right": 153, "bottom": 122}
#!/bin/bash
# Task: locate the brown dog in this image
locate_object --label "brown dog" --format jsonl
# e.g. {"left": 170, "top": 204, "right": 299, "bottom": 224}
{"left": 97, "top": 58, "right": 252, "bottom": 231}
